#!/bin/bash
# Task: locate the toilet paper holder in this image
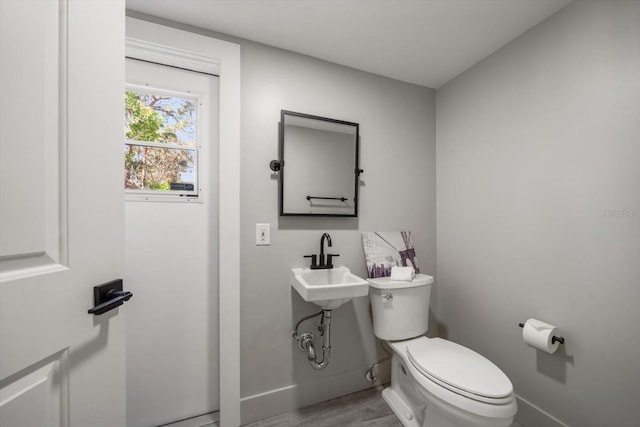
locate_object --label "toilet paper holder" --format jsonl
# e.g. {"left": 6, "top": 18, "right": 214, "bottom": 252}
{"left": 518, "top": 322, "right": 565, "bottom": 345}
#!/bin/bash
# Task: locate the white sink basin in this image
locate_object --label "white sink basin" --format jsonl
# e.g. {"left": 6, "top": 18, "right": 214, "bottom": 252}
{"left": 290, "top": 266, "right": 369, "bottom": 310}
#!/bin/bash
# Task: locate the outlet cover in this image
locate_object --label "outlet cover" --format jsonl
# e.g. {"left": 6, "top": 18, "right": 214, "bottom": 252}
{"left": 256, "top": 223, "right": 270, "bottom": 246}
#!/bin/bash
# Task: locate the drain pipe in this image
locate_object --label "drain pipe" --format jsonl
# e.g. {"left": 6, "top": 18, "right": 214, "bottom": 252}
{"left": 293, "top": 309, "right": 332, "bottom": 370}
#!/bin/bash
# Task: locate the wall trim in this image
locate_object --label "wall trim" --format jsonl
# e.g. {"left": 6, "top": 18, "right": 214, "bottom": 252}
{"left": 240, "top": 369, "right": 376, "bottom": 425}
{"left": 515, "top": 394, "right": 569, "bottom": 427}
{"left": 125, "top": 17, "right": 241, "bottom": 427}
{"left": 125, "top": 37, "right": 220, "bottom": 75}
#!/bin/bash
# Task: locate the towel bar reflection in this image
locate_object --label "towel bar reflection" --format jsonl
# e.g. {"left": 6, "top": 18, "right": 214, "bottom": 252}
{"left": 307, "top": 196, "right": 348, "bottom": 202}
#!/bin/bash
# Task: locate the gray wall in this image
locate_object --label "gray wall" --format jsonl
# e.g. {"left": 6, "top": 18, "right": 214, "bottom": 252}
{"left": 436, "top": 2, "right": 640, "bottom": 426}
{"left": 126, "top": 11, "right": 437, "bottom": 423}
{"left": 240, "top": 40, "right": 436, "bottom": 419}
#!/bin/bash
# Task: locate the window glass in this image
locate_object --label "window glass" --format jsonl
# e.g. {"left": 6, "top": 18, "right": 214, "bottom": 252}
{"left": 124, "top": 90, "right": 198, "bottom": 194}
{"left": 124, "top": 146, "right": 196, "bottom": 191}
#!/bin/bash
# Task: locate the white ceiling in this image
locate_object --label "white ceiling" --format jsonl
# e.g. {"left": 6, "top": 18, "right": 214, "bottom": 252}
{"left": 126, "top": 0, "right": 572, "bottom": 89}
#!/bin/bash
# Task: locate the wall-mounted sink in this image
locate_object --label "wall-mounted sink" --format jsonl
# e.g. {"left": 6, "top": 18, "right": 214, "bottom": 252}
{"left": 290, "top": 266, "right": 369, "bottom": 310}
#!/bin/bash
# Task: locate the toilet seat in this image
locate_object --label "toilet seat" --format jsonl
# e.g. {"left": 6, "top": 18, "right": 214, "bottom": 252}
{"left": 407, "top": 337, "right": 513, "bottom": 404}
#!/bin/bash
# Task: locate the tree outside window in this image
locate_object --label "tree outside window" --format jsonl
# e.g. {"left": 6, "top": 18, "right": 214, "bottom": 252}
{"left": 124, "top": 90, "right": 198, "bottom": 194}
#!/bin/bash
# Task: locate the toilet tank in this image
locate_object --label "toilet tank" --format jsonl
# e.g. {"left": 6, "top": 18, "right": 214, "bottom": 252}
{"left": 368, "top": 274, "right": 434, "bottom": 341}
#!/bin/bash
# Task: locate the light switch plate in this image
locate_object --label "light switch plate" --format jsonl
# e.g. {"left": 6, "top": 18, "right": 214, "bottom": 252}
{"left": 256, "top": 223, "right": 270, "bottom": 246}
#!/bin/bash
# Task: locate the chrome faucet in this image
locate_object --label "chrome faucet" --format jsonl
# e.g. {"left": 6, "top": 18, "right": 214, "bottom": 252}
{"left": 304, "top": 232, "right": 339, "bottom": 269}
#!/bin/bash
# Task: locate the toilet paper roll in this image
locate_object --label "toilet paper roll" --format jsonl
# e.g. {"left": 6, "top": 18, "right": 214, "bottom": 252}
{"left": 522, "top": 318, "right": 560, "bottom": 354}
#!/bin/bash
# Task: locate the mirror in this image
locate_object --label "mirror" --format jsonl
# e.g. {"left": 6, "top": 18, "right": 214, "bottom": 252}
{"left": 276, "top": 110, "right": 361, "bottom": 216}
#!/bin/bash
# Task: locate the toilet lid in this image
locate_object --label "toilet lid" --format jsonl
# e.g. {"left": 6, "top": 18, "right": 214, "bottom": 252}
{"left": 407, "top": 338, "right": 513, "bottom": 402}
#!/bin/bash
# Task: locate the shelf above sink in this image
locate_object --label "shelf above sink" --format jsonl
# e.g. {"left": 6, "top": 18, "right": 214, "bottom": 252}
{"left": 290, "top": 266, "right": 369, "bottom": 310}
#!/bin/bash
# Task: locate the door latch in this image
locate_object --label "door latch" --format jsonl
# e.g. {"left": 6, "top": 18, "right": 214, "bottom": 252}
{"left": 88, "top": 279, "right": 133, "bottom": 315}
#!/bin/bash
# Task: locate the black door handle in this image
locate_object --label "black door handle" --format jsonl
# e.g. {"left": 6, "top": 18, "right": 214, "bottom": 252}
{"left": 88, "top": 279, "right": 133, "bottom": 315}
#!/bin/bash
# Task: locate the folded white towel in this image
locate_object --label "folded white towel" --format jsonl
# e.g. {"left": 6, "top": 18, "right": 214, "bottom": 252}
{"left": 390, "top": 266, "right": 415, "bottom": 281}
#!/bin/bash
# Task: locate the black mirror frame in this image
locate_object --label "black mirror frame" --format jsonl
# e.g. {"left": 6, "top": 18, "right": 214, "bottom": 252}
{"left": 277, "top": 110, "right": 361, "bottom": 217}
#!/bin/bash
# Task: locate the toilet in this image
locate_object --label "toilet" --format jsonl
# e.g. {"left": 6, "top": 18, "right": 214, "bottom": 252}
{"left": 368, "top": 274, "right": 517, "bottom": 427}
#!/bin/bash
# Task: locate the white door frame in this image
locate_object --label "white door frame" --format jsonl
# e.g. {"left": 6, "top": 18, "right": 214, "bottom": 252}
{"left": 125, "top": 18, "right": 241, "bottom": 427}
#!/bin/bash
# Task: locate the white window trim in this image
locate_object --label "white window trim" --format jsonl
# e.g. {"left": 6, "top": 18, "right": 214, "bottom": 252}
{"left": 126, "top": 18, "right": 241, "bottom": 426}
{"left": 126, "top": 37, "right": 221, "bottom": 75}
{"left": 124, "top": 84, "right": 201, "bottom": 201}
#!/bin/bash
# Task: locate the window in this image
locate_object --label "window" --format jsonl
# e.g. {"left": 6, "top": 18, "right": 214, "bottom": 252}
{"left": 124, "top": 87, "right": 199, "bottom": 198}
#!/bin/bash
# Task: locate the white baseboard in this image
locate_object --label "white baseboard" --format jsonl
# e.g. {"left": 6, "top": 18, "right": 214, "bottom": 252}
{"left": 240, "top": 368, "right": 385, "bottom": 424}
{"left": 515, "top": 394, "right": 569, "bottom": 427}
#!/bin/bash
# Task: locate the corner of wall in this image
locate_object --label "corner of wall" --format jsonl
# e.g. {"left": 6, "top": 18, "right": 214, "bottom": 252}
{"left": 515, "top": 395, "right": 569, "bottom": 427}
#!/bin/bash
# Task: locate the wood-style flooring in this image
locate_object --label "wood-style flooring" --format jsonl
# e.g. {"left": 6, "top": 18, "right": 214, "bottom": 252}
{"left": 240, "top": 386, "right": 524, "bottom": 427}
{"left": 163, "top": 386, "right": 524, "bottom": 427}
{"left": 241, "top": 386, "right": 401, "bottom": 427}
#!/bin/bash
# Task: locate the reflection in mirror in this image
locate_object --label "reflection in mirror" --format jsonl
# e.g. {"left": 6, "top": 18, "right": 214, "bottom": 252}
{"left": 279, "top": 110, "right": 360, "bottom": 216}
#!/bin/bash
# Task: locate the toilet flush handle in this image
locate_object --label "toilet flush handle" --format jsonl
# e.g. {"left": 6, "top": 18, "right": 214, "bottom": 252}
{"left": 382, "top": 292, "right": 393, "bottom": 301}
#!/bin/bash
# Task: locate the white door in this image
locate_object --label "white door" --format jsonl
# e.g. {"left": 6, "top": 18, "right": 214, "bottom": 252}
{"left": 124, "top": 58, "right": 220, "bottom": 427}
{"left": 0, "top": 1, "right": 126, "bottom": 426}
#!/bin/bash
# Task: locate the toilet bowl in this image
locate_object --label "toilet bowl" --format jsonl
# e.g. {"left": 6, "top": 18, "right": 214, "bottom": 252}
{"left": 368, "top": 275, "right": 517, "bottom": 427}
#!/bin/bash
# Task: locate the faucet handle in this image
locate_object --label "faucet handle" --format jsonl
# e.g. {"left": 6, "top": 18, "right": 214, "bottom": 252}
{"left": 304, "top": 254, "right": 318, "bottom": 268}
{"left": 326, "top": 254, "right": 340, "bottom": 269}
